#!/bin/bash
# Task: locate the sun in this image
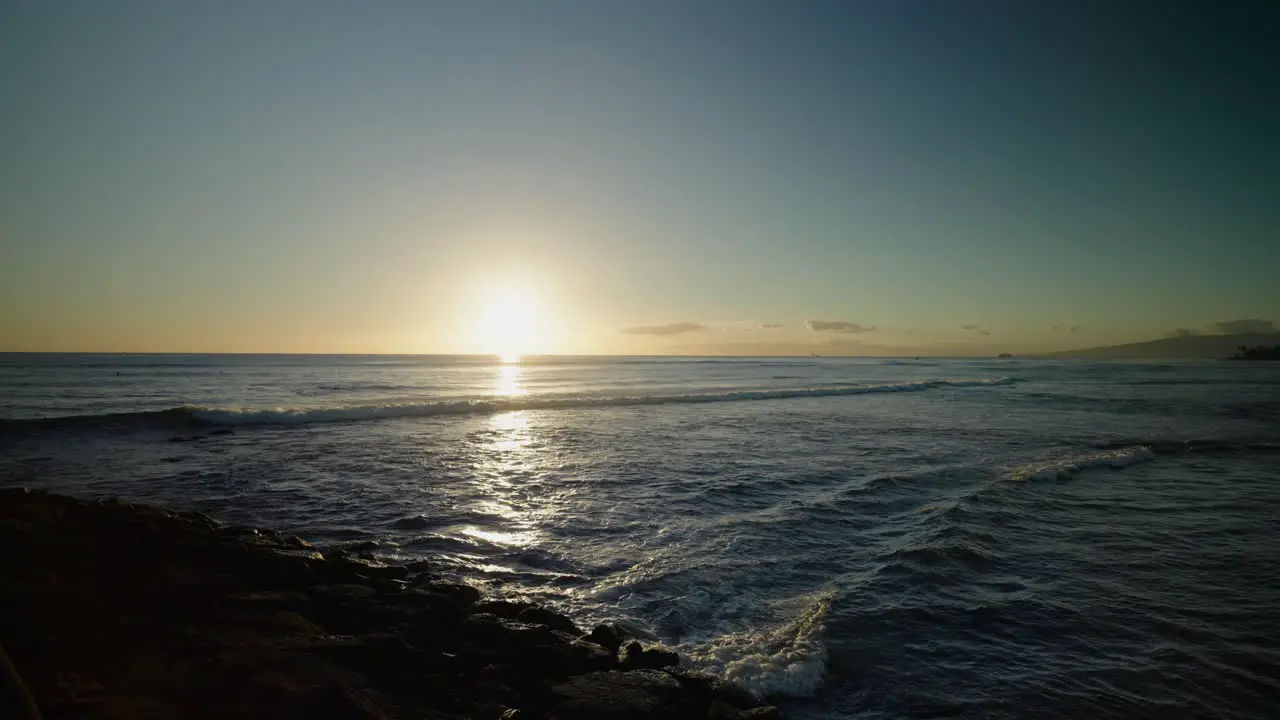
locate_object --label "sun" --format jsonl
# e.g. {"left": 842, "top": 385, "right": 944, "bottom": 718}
{"left": 479, "top": 291, "right": 536, "bottom": 363}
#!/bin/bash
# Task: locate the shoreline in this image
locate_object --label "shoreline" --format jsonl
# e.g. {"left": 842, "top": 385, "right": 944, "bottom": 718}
{"left": 0, "top": 487, "right": 779, "bottom": 719}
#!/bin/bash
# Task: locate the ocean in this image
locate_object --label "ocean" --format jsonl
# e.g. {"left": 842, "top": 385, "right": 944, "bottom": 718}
{"left": 2, "top": 353, "right": 1278, "bottom": 718}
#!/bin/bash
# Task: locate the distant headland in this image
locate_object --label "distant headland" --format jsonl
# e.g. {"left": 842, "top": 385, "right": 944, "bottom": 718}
{"left": 1046, "top": 332, "right": 1280, "bottom": 360}
{"left": 1229, "top": 345, "right": 1280, "bottom": 361}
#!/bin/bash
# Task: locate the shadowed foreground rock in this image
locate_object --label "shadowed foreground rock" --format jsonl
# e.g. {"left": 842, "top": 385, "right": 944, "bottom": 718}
{"left": 0, "top": 488, "right": 779, "bottom": 719}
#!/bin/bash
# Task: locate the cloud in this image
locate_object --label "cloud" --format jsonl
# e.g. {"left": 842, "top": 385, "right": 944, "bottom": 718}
{"left": 1052, "top": 325, "right": 1084, "bottom": 335}
{"left": 760, "top": 323, "right": 785, "bottom": 329}
{"left": 961, "top": 324, "right": 980, "bottom": 331}
{"left": 1167, "top": 327, "right": 1200, "bottom": 338}
{"left": 1212, "top": 318, "right": 1275, "bottom": 335}
{"left": 978, "top": 329, "right": 991, "bottom": 336}
{"left": 806, "top": 320, "right": 877, "bottom": 334}
{"left": 620, "top": 322, "right": 707, "bottom": 336}
{"left": 961, "top": 325, "right": 990, "bottom": 335}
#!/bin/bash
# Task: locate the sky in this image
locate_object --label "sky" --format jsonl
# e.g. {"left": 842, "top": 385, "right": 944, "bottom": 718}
{"left": 2, "top": 0, "right": 1277, "bottom": 356}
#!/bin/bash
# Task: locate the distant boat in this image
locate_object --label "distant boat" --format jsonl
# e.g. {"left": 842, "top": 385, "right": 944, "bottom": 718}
{"left": 997, "top": 353, "right": 1013, "bottom": 359}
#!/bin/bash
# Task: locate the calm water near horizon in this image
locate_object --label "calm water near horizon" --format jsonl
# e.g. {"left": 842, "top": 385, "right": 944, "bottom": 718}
{"left": 2, "top": 353, "right": 1279, "bottom": 718}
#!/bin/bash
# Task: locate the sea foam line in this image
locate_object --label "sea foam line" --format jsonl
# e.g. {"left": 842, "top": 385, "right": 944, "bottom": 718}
{"left": 681, "top": 590, "right": 833, "bottom": 699}
{"left": 2, "top": 377, "right": 1013, "bottom": 430}
{"left": 187, "top": 377, "right": 1013, "bottom": 426}
{"left": 1006, "top": 446, "right": 1156, "bottom": 482}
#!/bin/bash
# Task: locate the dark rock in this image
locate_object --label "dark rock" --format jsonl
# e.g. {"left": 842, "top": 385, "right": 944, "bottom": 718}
{"left": 471, "top": 600, "right": 582, "bottom": 637}
{"left": 473, "top": 599, "right": 529, "bottom": 619}
{"left": 373, "top": 578, "right": 409, "bottom": 593}
{"left": 285, "top": 536, "right": 313, "bottom": 550}
{"left": 663, "top": 667, "right": 761, "bottom": 711}
{"left": 709, "top": 701, "right": 781, "bottom": 719}
{"left": 550, "top": 670, "right": 702, "bottom": 719}
{"left": 466, "top": 615, "right": 558, "bottom": 646}
{"left": 585, "top": 620, "right": 646, "bottom": 653}
{"left": 0, "top": 490, "right": 758, "bottom": 720}
{"left": 309, "top": 633, "right": 457, "bottom": 681}
{"left": 414, "top": 580, "right": 480, "bottom": 608}
{"left": 167, "top": 435, "right": 186, "bottom": 442}
{"left": 312, "top": 584, "right": 379, "bottom": 601}
{"left": 209, "top": 428, "right": 234, "bottom": 435}
{"left": 227, "top": 590, "right": 312, "bottom": 615}
{"left": 618, "top": 640, "right": 679, "bottom": 671}
{"left": 519, "top": 606, "right": 582, "bottom": 637}
{"left": 324, "top": 556, "right": 409, "bottom": 582}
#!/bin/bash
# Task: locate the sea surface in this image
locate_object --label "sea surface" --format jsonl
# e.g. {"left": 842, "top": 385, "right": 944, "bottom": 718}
{"left": 2, "top": 353, "right": 1279, "bottom": 718}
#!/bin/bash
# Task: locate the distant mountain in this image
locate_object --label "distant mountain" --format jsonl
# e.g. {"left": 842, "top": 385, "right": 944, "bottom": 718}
{"left": 1049, "top": 333, "right": 1280, "bottom": 359}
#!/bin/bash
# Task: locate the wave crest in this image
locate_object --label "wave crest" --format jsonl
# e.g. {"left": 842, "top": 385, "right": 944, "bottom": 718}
{"left": 1007, "top": 446, "right": 1156, "bottom": 482}
{"left": 681, "top": 591, "right": 833, "bottom": 699}
{"left": 5, "top": 377, "right": 1013, "bottom": 430}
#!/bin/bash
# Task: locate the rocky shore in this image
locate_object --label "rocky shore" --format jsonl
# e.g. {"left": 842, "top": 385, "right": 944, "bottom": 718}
{"left": 0, "top": 488, "right": 780, "bottom": 719}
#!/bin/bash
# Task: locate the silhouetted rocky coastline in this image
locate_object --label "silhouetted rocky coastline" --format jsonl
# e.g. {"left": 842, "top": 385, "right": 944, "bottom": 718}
{"left": 0, "top": 487, "right": 779, "bottom": 719}
{"left": 1228, "top": 344, "right": 1280, "bottom": 360}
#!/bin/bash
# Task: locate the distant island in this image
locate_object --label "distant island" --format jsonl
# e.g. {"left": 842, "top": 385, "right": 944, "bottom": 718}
{"left": 1047, "top": 332, "right": 1280, "bottom": 359}
{"left": 1229, "top": 345, "right": 1280, "bottom": 360}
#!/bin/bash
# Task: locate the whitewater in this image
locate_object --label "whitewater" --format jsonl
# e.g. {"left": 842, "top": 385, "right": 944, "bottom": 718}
{"left": 2, "top": 354, "right": 1279, "bottom": 718}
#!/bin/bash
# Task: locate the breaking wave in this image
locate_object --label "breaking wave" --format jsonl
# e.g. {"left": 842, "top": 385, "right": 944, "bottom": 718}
{"left": 682, "top": 591, "right": 833, "bottom": 699}
{"left": 2, "top": 377, "right": 1013, "bottom": 430}
{"left": 1006, "top": 446, "right": 1156, "bottom": 482}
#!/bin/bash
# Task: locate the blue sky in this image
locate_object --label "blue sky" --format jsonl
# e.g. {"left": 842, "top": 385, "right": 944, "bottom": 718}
{"left": 2, "top": 0, "right": 1277, "bottom": 354}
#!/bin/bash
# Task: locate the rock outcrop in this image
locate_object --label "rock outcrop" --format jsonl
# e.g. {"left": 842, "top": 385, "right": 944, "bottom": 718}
{"left": 0, "top": 488, "right": 780, "bottom": 719}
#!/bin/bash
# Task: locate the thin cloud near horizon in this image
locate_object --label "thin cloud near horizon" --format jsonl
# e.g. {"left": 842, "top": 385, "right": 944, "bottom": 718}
{"left": 807, "top": 320, "right": 876, "bottom": 334}
{"left": 619, "top": 322, "right": 707, "bottom": 336}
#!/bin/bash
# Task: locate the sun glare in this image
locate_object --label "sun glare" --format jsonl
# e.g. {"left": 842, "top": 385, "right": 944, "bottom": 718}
{"left": 480, "top": 291, "right": 536, "bottom": 363}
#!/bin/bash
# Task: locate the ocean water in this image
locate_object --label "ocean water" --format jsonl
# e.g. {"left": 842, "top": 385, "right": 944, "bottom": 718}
{"left": 2, "top": 353, "right": 1279, "bottom": 718}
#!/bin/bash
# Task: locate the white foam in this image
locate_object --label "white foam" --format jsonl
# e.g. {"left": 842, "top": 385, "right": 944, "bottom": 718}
{"left": 1007, "top": 446, "right": 1156, "bottom": 482}
{"left": 681, "top": 591, "right": 833, "bottom": 699}
{"left": 188, "top": 377, "right": 1014, "bottom": 426}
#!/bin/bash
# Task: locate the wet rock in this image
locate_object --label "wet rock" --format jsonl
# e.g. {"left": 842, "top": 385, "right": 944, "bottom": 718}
{"left": 519, "top": 606, "right": 582, "bottom": 637}
{"left": 414, "top": 580, "right": 480, "bottom": 609}
{"left": 618, "top": 639, "right": 679, "bottom": 671}
{"left": 585, "top": 620, "right": 643, "bottom": 653}
{"left": 343, "top": 540, "right": 381, "bottom": 554}
{"left": 472, "top": 600, "right": 582, "bottom": 637}
{"left": 209, "top": 428, "right": 234, "bottom": 436}
{"left": 325, "top": 556, "right": 409, "bottom": 583}
{"left": 466, "top": 615, "right": 558, "bottom": 645}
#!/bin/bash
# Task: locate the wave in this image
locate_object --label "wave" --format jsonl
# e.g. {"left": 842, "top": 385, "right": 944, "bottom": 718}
{"left": 1091, "top": 439, "right": 1280, "bottom": 456}
{"left": 0, "top": 407, "right": 203, "bottom": 432}
{"left": 1006, "top": 447, "right": 1156, "bottom": 482}
{"left": 2, "top": 377, "right": 1013, "bottom": 430}
{"left": 681, "top": 591, "right": 833, "bottom": 699}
